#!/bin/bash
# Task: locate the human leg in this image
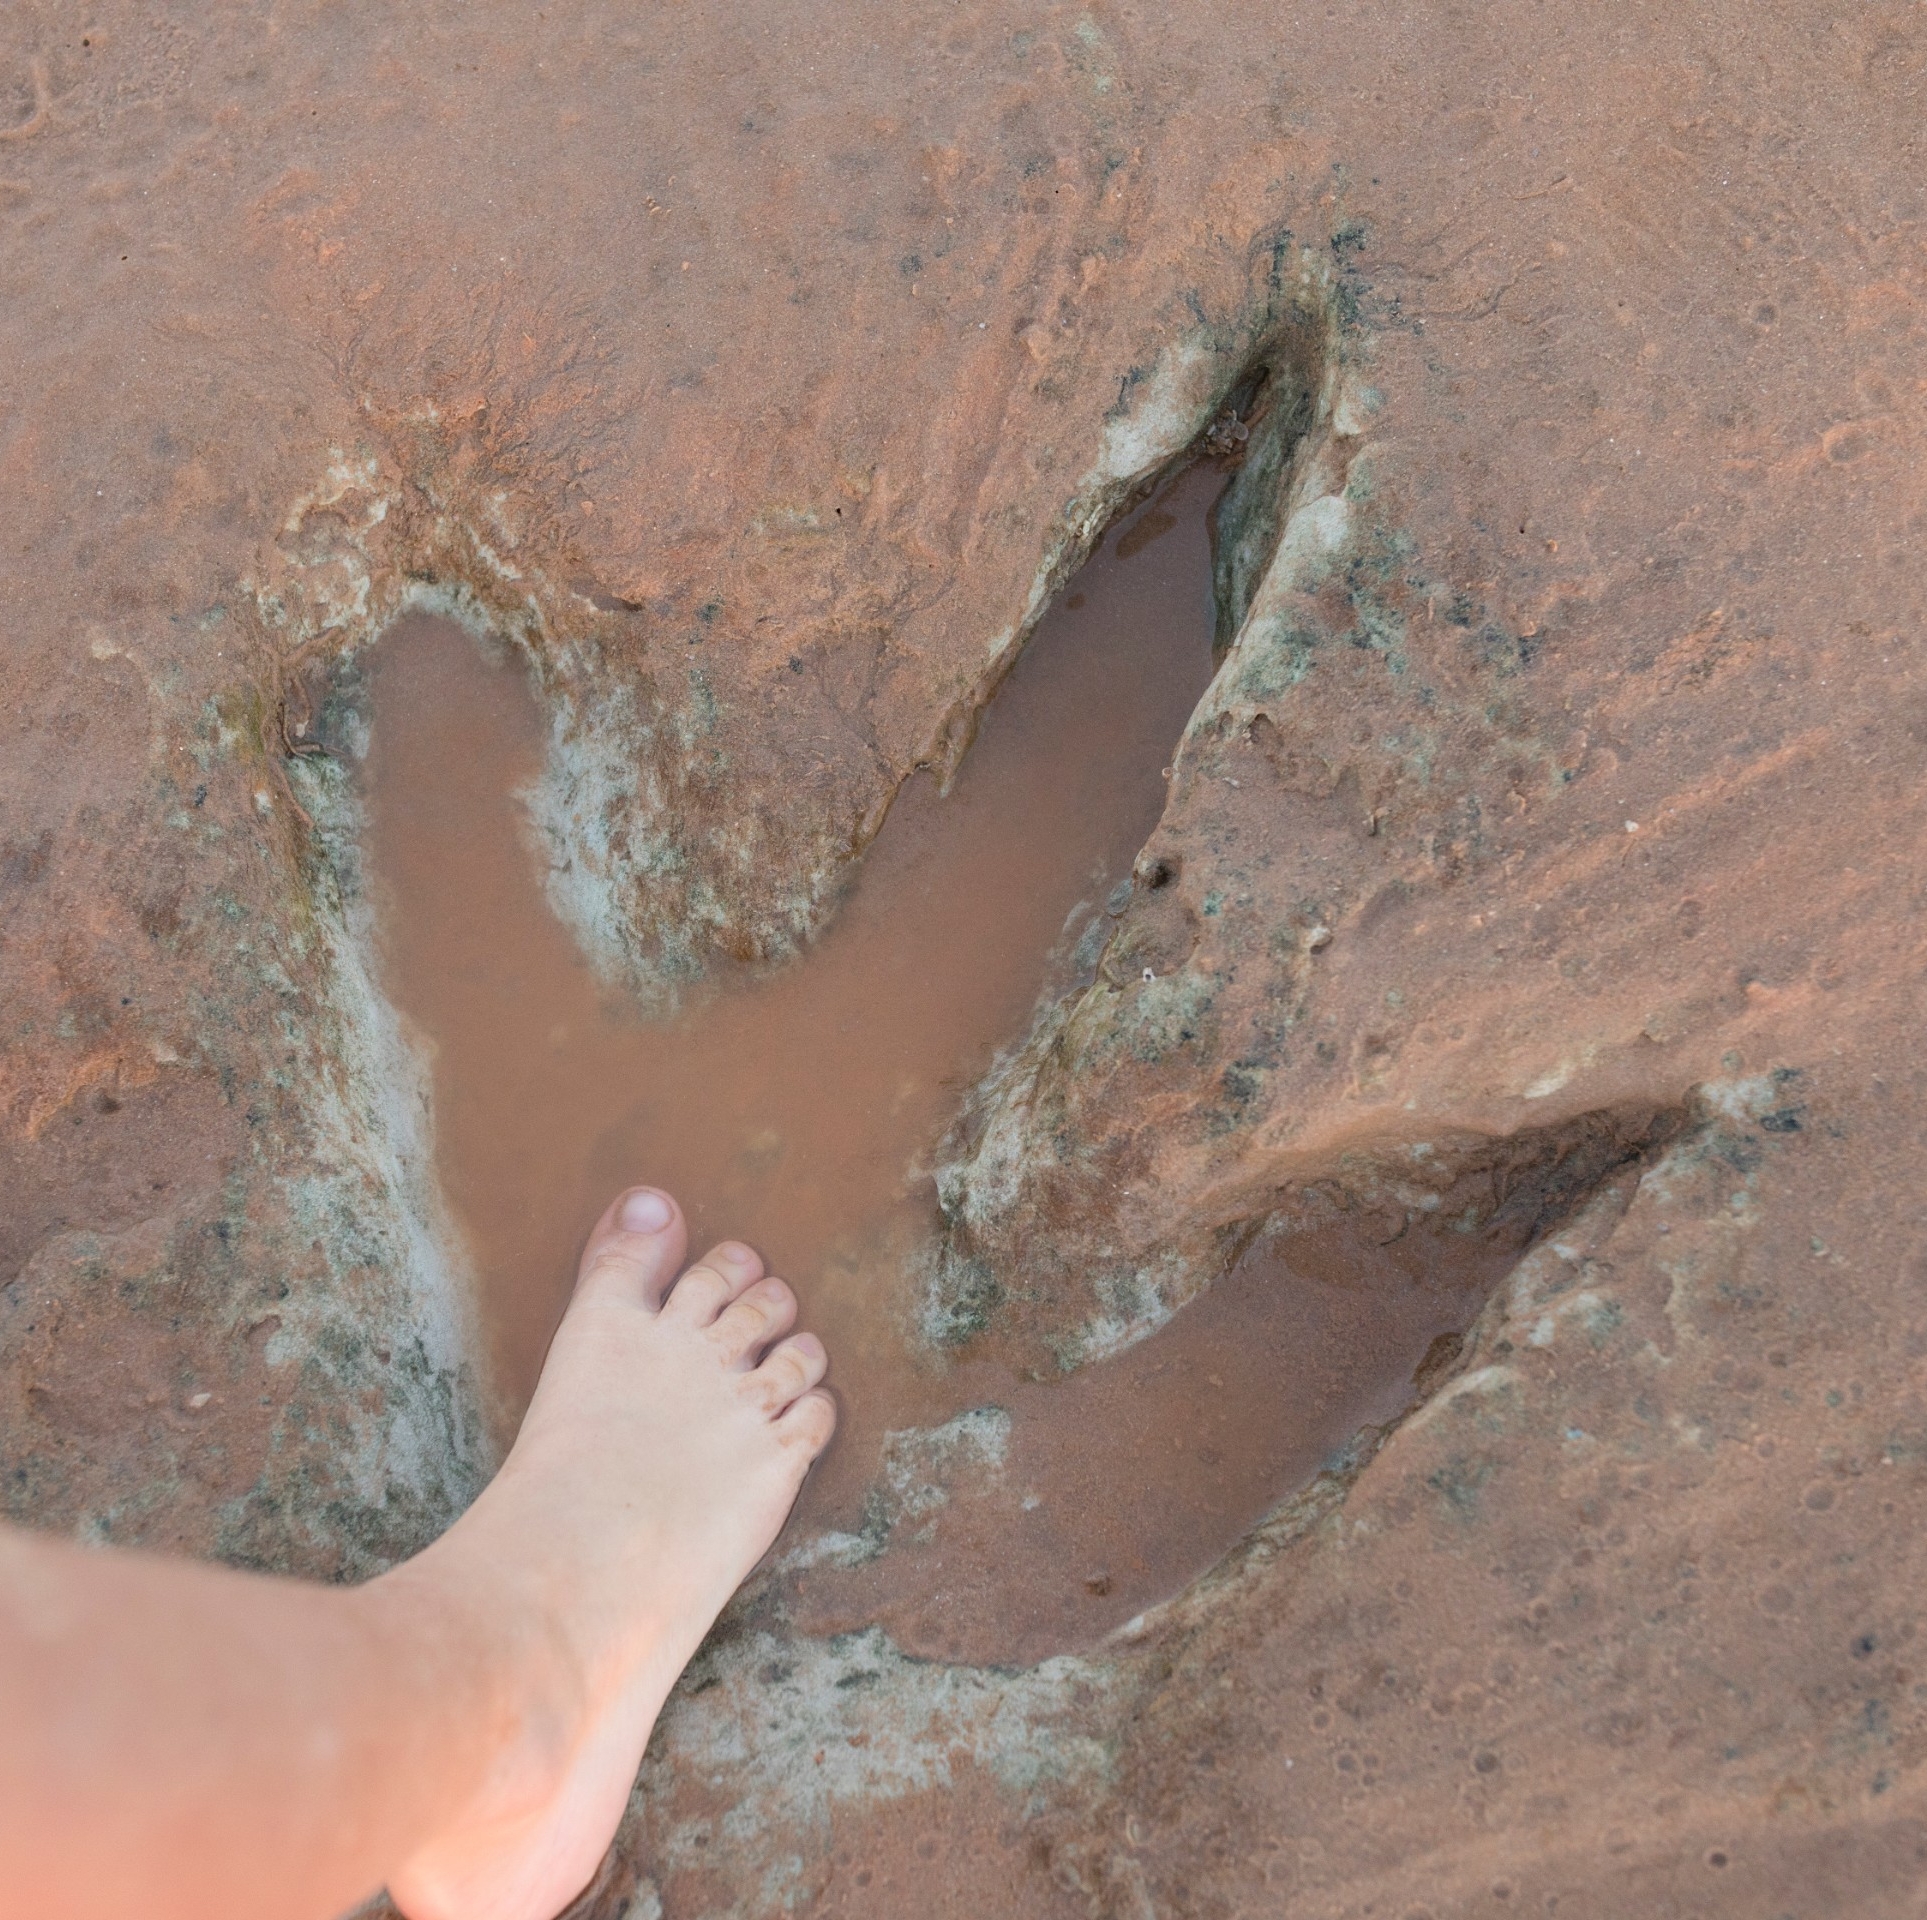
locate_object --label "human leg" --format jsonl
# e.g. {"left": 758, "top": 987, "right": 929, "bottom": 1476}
{"left": 0, "top": 1188, "right": 834, "bottom": 1920}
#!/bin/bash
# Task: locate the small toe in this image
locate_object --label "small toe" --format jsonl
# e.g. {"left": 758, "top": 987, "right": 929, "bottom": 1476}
{"left": 712, "top": 1277, "right": 798, "bottom": 1364}
{"left": 778, "top": 1386, "right": 838, "bottom": 1456}
{"left": 748, "top": 1332, "right": 828, "bottom": 1415}
{"left": 661, "top": 1240, "right": 765, "bottom": 1326}
{"left": 573, "top": 1188, "right": 690, "bottom": 1310}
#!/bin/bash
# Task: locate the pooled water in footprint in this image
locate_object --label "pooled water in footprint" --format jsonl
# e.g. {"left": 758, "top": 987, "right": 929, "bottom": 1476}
{"left": 357, "top": 459, "right": 1508, "bottom": 1664}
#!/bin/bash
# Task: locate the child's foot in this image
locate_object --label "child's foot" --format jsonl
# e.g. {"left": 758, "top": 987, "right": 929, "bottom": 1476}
{"left": 382, "top": 1188, "right": 836, "bottom": 1920}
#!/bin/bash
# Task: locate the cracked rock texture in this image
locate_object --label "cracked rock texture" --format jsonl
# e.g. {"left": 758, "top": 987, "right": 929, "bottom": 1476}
{"left": 3, "top": 0, "right": 1926, "bottom": 1914}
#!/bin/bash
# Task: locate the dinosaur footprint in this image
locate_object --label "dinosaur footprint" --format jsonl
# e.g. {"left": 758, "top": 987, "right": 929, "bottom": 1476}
{"left": 354, "top": 441, "right": 1580, "bottom": 1665}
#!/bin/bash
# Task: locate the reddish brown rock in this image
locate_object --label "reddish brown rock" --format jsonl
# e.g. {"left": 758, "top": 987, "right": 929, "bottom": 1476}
{"left": 3, "top": 0, "right": 1925, "bottom": 1913}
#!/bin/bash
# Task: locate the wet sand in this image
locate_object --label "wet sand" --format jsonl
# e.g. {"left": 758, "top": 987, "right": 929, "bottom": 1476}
{"left": 360, "top": 458, "right": 1504, "bottom": 1660}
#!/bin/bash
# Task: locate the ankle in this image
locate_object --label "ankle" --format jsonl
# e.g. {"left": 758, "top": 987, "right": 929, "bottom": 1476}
{"left": 364, "top": 1530, "right": 589, "bottom": 1837}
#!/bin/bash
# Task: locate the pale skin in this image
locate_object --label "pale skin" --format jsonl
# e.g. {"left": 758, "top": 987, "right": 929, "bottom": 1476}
{"left": 0, "top": 1186, "right": 837, "bottom": 1920}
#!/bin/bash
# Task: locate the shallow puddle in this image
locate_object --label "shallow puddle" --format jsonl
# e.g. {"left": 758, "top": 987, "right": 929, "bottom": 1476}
{"left": 356, "top": 458, "right": 1512, "bottom": 1662}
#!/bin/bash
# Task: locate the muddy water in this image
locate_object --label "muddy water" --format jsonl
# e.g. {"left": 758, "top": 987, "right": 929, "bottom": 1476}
{"left": 359, "top": 460, "right": 1504, "bottom": 1663}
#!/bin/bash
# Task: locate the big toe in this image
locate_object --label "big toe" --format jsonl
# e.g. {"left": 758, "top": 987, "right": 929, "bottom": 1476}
{"left": 573, "top": 1188, "right": 689, "bottom": 1309}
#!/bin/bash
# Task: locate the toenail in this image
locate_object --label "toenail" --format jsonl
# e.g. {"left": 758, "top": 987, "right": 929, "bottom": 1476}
{"left": 617, "top": 1189, "right": 673, "bottom": 1233}
{"left": 715, "top": 1241, "right": 756, "bottom": 1266}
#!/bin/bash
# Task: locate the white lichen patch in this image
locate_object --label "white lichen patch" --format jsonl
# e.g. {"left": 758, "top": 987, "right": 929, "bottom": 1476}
{"left": 1049, "top": 1247, "right": 1190, "bottom": 1370}
{"left": 1190, "top": 463, "right": 1355, "bottom": 726}
{"left": 1488, "top": 1175, "right": 1635, "bottom": 1328}
{"left": 1400, "top": 1363, "right": 1523, "bottom": 1433}
{"left": 1329, "top": 377, "right": 1384, "bottom": 439}
{"left": 778, "top": 1407, "right": 1015, "bottom": 1571}
{"left": 521, "top": 670, "right": 729, "bottom": 997}
{"left": 1698, "top": 1070, "right": 1794, "bottom": 1127}
{"left": 642, "top": 1624, "right": 1119, "bottom": 1869}
{"left": 1093, "top": 335, "right": 1227, "bottom": 487}
{"left": 875, "top": 1404, "right": 1011, "bottom": 1530}
{"left": 273, "top": 741, "right": 494, "bottom": 1543}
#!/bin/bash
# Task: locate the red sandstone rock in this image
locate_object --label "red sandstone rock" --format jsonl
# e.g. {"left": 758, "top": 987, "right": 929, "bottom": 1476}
{"left": 3, "top": 0, "right": 1925, "bottom": 1913}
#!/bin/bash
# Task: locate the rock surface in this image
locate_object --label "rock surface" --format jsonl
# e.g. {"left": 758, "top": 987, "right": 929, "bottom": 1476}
{"left": 3, "top": 0, "right": 1926, "bottom": 1913}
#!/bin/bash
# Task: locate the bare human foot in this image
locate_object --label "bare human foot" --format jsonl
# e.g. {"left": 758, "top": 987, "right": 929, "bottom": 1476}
{"left": 380, "top": 1187, "right": 836, "bottom": 1920}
